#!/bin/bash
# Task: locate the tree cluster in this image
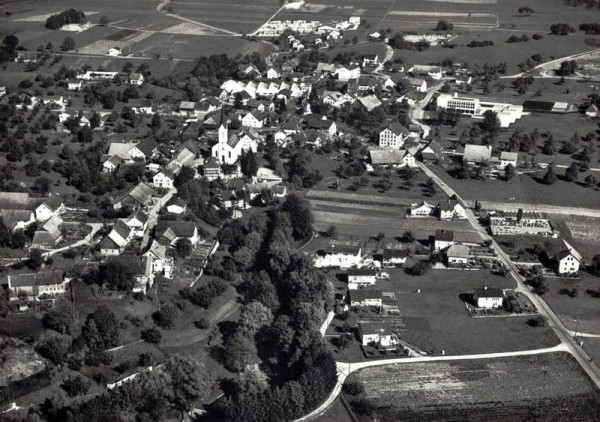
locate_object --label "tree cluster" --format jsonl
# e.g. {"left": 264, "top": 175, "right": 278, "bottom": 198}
{"left": 45, "top": 9, "right": 86, "bottom": 30}
{"left": 550, "top": 23, "right": 576, "bottom": 35}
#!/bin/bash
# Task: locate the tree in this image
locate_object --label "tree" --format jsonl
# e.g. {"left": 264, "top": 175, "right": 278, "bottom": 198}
{"left": 81, "top": 305, "right": 121, "bottom": 349}
{"left": 27, "top": 248, "right": 44, "bottom": 270}
{"left": 425, "top": 177, "right": 437, "bottom": 196}
{"left": 61, "top": 376, "right": 90, "bottom": 397}
{"left": 565, "top": 162, "right": 579, "bottom": 182}
{"left": 406, "top": 261, "right": 431, "bottom": 276}
{"left": 591, "top": 254, "right": 600, "bottom": 276}
{"left": 542, "top": 165, "right": 557, "bottom": 185}
{"left": 152, "top": 305, "right": 178, "bottom": 329}
{"left": 435, "top": 20, "right": 453, "bottom": 31}
{"left": 164, "top": 356, "right": 212, "bottom": 411}
{"left": 77, "top": 125, "right": 93, "bottom": 143}
{"left": 34, "top": 177, "right": 51, "bottom": 194}
{"left": 518, "top": 7, "right": 534, "bottom": 16}
{"left": 239, "top": 301, "right": 273, "bottom": 333}
{"left": 99, "top": 259, "right": 136, "bottom": 291}
{"left": 505, "top": 163, "right": 515, "bottom": 180}
{"left": 326, "top": 224, "right": 337, "bottom": 238}
{"left": 556, "top": 60, "right": 577, "bottom": 76}
{"left": 175, "top": 238, "right": 193, "bottom": 258}
{"left": 141, "top": 327, "right": 162, "bottom": 344}
{"left": 90, "top": 112, "right": 101, "bottom": 129}
{"left": 240, "top": 149, "right": 258, "bottom": 178}
{"left": 43, "top": 300, "right": 77, "bottom": 334}
{"left": 150, "top": 113, "right": 161, "bottom": 133}
{"left": 585, "top": 174, "right": 597, "bottom": 188}
{"left": 99, "top": 15, "right": 109, "bottom": 26}
{"left": 481, "top": 111, "right": 500, "bottom": 138}
{"left": 281, "top": 195, "right": 314, "bottom": 240}
{"left": 542, "top": 135, "right": 556, "bottom": 155}
{"left": 60, "top": 37, "right": 76, "bottom": 51}
{"left": 223, "top": 330, "right": 256, "bottom": 372}
{"left": 36, "top": 336, "right": 69, "bottom": 364}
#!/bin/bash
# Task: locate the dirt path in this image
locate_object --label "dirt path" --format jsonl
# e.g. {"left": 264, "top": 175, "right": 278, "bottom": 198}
{"left": 250, "top": 0, "right": 289, "bottom": 36}
{"left": 500, "top": 48, "right": 600, "bottom": 79}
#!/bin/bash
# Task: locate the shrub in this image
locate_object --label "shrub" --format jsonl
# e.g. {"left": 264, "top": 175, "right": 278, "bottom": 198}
{"left": 152, "top": 305, "right": 177, "bottom": 329}
{"left": 141, "top": 327, "right": 162, "bottom": 343}
{"left": 343, "top": 380, "right": 365, "bottom": 395}
{"left": 527, "top": 316, "right": 545, "bottom": 327}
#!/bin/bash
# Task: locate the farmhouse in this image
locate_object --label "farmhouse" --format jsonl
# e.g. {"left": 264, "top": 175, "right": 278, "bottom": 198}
{"left": 369, "top": 149, "right": 415, "bottom": 168}
{"left": 500, "top": 151, "right": 518, "bottom": 168}
{"left": 337, "top": 65, "right": 361, "bottom": 82}
{"left": 15, "top": 51, "right": 37, "bottom": 63}
{"left": 552, "top": 240, "right": 583, "bottom": 275}
{"left": 129, "top": 73, "right": 144, "bottom": 86}
{"left": 586, "top": 104, "right": 598, "bottom": 118}
{"left": 446, "top": 244, "right": 470, "bottom": 266}
{"left": 125, "top": 210, "right": 148, "bottom": 238}
{"left": 410, "top": 201, "right": 435, "bottom": 217}
{"left": 433, "top": 229, "right": 454, "bottom": 250}
{"left": 166, "top": 199, "right": 187, "bottom": 215}
{"left": 473, "top": 288, "right": 505, "bottom": 309}
{"left": 379, "top": 121, "right": 409, "bottom": 148}
{"left": 359, "top": 322, "right": 398, "bottom": 349}
{"left": 463, "top": 144, "right": 492, "bottom": 166}
{"left": 113, "top": 183, "right": 155, "bottom": 210}
{"left": 407, "top": 78, "right": 427, "bottom": 93}
{"left": 155, "top": 221, "right": 200, "bottom": 248}
{"left": 152, "top": 169, "right": 175, "bottom": 189}
{"left": 437, "top": 199, "right": 466, "bottom": 220}
{"left": 67, "top": 80, "right": 82, "bottom": 91}
{"left": 108, "top": 47, "right": 122, "bottom": 56}
{"left": 144, "top": 240, "right": 174, "bottom": 279}
{"left": 306, "top": 115, "right": 337, "bottom": 136}
{"left": 347, "top": 268, "right": 377, "bottom": 289}
{"left": 320, "top": 242, "right": 362, "bottom": 268}
{"left": 350, "top": 289, "right": 383, "bottom": 307}
{"left": 6, "top": 271, "right": 70, "bottom": 301}
{"left": 382, "top": 248, "right": 407, "bottom": 267}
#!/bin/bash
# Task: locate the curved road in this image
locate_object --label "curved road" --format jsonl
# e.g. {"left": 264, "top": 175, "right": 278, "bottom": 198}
{"left": 297, "top": 344, "right": 568, "bottom": 421}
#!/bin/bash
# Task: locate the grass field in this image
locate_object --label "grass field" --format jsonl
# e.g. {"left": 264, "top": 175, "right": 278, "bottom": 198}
{"left": 384, "top": 268, "right": 558, "bottom": 355}
{"left": 314, "top": 397, "right": 353, "bottom": 422}
{"left": 351, "top": 352, "right": 600, "bottom": 422}
{"left": 543, "top": 273, "right": 600, "bottom": 335}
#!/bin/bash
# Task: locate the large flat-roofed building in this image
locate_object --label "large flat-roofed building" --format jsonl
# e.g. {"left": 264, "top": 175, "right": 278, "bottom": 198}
{"left": 437, "top": 93, "right": 523, "bottom": 128}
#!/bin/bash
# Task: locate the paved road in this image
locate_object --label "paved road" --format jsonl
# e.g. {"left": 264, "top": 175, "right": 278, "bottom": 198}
{"left": 296, "top": 344, "right": 567, "bottom": 421}
{"left": 408, "top": 82, "right": 445, "bottom": 139}
{"left": 500, "top": 48, "right": 600, "bottom": 79}
{"left": 418, "top": 162, "right": 600, "bottom": 389}
{"left": 141, "top": 188, "right": 177, "bottom": 251}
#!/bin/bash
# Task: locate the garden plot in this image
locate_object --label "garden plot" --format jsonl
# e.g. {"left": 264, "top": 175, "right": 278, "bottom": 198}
{"left": 562, "top": 216, "right": 600, "bottom": 242}
{"left": 79, "top": 31, "right": 154, "bottom": 55}
{"left": 352, "top": 353, "right": 600, "bottom": 422}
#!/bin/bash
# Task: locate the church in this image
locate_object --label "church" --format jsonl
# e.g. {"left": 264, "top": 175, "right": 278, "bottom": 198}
{"left": 211, "top": 124, "right": 259, "bottom": 165}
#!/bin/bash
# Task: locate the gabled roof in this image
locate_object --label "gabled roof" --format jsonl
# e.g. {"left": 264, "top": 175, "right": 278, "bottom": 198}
{"left": 307, "top": 116, "right": 335, "bottom": 130}
{"left": 145, "top": 239, "right": 168, "bottom": 261}
{"left": 7, "top": 271, "right": 64, "bottom": 288}
{"left": 556, "top": 240, "right": 584, "bottom": 263}
{"left": 463, "top": 144, "right": 492, "bottom": 164}
{"left": 112, "top": 220, "right": 132, "bottom": 240}
{"left": 357, "top": 95, "right": 382, "bottom": 112}
{"left": 369, "top": 148, "right": 409, "bottom": 165}
{"left": 474, "top": 288, "right": 504, "bottom": 298}
{"left": 383, "top": 121, "right": 409, "bottom": 136}
{"left": 108, "top": 142, "right": 138, "bottom": 160}
{"left": 447, "top": 244, "right": 469, "bottom": 258}
{"left": 130, "top": 209, "right": 148, "bottom": 224}
{"left": 439, "top": 199, "right": 461, "bottom": 212}
{"left": 156, "top": 221, "right": 197, "bottom": 239}
{"left": 347, "top": 268, "right": 377, "bottom": 276}
{"left": 410, "top": 201, "right": 434, "bottom": 211}
{"left": 359, "top": 321, "right": 393, "bottom": 336}
{"left": 383, "top": 248, "right": 408, "bottom": 259}
{"left": 0, "top": 209, "right": 33, "bottom": 229}
{"left": 42, "top": 215, "right": 63, "bottom": 236}
{"left": 136, "top": 139, "right": 158, "bottom": 157}
{"left": 435, "top": 229, "right": 454, "bottom": 242}
{"left": 126, "top": 183, "right": 154, "bottom": 206}
{"left": 500, "top": 151, "right": 518, "bottom": 161}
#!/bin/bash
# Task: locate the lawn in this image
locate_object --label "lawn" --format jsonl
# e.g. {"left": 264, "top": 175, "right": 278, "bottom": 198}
{"left": 543, "top": 272, "right": 600, "bottom": 334}
{"left": 350, "top": 352, "right": 600, "bottom": 422}
{"left": 431, "top": 164, "right": 600, "bottom": 209}
{"left": 313, "top": 396, "right": 353, "bottom": 422}
{"left": 385, "top": 267, "right": 558, "bottom": 355}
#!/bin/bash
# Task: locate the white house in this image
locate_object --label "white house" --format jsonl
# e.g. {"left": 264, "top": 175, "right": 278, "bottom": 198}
{"left": 359, "top": 322, "right": 398, "bottom": 349}
{"left": 446, "top": 244, "right": 469, "bottom": 266}
{"left": 433, "top": 229, "right": 454, "bottom": 251}
{"left": 407, "top": 78, "right": 427, "bottom": 93}
{"left": 337, "top": 65, "right": 361, "bottom": 82}
{"left": 382, "top": 249, "right": 407, "bottom": 267}
{"left": 108, "top": 47, "right": 122, "bottom": 56}
{"left": 152, "top": 169, "right": 175, "bottom": 189}
{"left": 35, "top": 197, "right": 65, "bottom": 222}
{"left": 0, "top": 210, "right": 35, "bottom": 231}
{"left": 474, "top": 288, "right": 504, "bottom": 309}
{"left": 586, "top": 104, "right": 598, "bottom": 118}
{"left": 307, "top": 115, "right": 337, "bottom": 136}
{"left": 319, "top": 243, "right": 362, "bottom": 268}
{"left": 554, "top": 240, "right": 583, "bottom": 275}
{"left": 266, "top": 67, "right": 280, "bottom": 79}
{"left": 155, "top": 221, "right": 200, "bottom": 248}
{"left": 500, "top": 151, "right": 518, "bottom": 168}
{"left": 102, "top": 155, "right": 123, "bottom": 173}
{"left": 166, "top": 199, "right": 187, "bottom": 215}
{"left": 347, "top": 268, "right": 377, "bottom": 289}
{"left": 143, "top": 240, "right": 174, "bottom": 279}
{"left": 7, "top": 271, "right": 70, "bottom": 301}
{"left": 108, "top": 221, "right": 134, "bottom": 249}
{"left": 379, "top": 122, "right": 409, "bottom": 148}
{"left": 350, "top": 289, "right": 383, "bottom": 307}
{"left": 241, "top": 111, "right": 267, "bottom": 128}
{"left": 409, "top": 201, "right": 435, "bottom": 217}
{"left": 125, "top": 210, "right": 148, "bottom": 238}
{"left": 129, "top": 73, "right": 144, "bottom": 86}
{"left": 438, "top": 199, "right": 466, "bottom": 220}
{"left": 67, "top": 80, "right": 82, "bottom": 91}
